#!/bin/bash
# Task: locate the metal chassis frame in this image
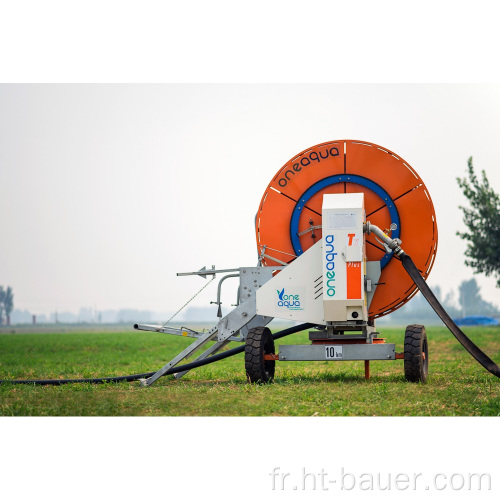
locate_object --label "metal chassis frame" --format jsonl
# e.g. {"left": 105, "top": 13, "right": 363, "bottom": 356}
{"left": 278, "top": 343, "right": 396, "bottom": 361}
{"left": 134, "top": 265, "right": 280, "bottom": 386}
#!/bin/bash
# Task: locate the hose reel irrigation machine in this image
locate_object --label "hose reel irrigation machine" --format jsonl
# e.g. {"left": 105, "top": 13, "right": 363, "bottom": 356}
{"left": 134, "top": 139, "right": 500, "bottom": 387}
{"left": 4, "top": 139, "right": 499, "bottom": 387}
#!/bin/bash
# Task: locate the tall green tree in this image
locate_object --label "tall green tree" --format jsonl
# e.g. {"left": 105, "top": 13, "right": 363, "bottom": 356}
{"left": 457, "top": 157, "right": 500, "bottom": 286}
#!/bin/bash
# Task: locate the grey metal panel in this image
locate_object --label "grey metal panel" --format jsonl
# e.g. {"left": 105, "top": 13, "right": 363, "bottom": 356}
{"left": 366, "top": 261, "right": 382, "bottom": 310}
{"left": 238, "top": 266, "right": 276, "bottom": 304}
{"left": 217, "top": 294, "right": 257, "bottom": 342}
{"left": 216, "top": 296, "right": 272, "bottom": 342}
{"left": 279, "top": 343, "right": 396, "bottom": 361}
{"left": 210, "top": 266, "right": 275, "bottom": 342}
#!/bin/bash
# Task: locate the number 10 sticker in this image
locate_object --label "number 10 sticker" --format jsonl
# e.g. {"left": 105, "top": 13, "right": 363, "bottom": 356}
{"left": 325, "top": 345, "right": 343, "bottom": 359}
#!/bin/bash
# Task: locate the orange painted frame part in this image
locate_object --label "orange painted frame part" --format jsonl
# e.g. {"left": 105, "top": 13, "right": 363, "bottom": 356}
{"left": 346, "top": 262, "right": 362, "bottom": 300}
{"left": 255, "top": 140, "right": 438, "bottom": 319}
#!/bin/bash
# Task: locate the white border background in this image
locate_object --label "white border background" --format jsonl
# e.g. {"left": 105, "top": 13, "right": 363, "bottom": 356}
{"left": 1, "top": 1, "right": 499, "bottom": 499}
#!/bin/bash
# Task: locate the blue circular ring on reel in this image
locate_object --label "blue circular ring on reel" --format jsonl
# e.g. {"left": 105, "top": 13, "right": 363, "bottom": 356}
{"left": 289, "top": 174, "right": 400, "bottom": 269}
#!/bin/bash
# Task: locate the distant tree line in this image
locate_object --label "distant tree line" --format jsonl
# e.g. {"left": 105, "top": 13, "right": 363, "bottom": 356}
{"left": 0, "top": 286, "right": 14, "bottom": 325}
{"left": 387, "top": 277, "right": 498, "bottom": 324}
{"left": 8, "top": 307, "right": 155, "bottom": 325}
{"left": 6, "top": 305, "right": 230, "bottom": 325}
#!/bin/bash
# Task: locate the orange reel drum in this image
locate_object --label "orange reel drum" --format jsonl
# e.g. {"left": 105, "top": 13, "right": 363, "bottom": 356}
{"left": 255, "top": 140, "right": 438, "bottom": 319}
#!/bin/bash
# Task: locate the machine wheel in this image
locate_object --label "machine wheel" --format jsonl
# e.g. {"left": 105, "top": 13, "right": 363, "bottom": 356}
{"left": 245, "top": 326, "right": 275, "bottom": 383}
{"left": 404, "top": 324, "right": 429, "bottom": 383}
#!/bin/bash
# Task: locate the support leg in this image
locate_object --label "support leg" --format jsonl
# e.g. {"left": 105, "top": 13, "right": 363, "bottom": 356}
{"left": 173, "top": 340, "right": 230, "bottom": 379}
{"left": 141, "top": 326, "right": 219, "bottom": 386}
{"left": 364, "top": 360, "right": 370, "bottom": 380}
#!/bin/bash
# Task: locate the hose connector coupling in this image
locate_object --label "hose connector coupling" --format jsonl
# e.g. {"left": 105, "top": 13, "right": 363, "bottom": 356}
{"left": 364, "top": 221, "right": 406, "bottom": 257}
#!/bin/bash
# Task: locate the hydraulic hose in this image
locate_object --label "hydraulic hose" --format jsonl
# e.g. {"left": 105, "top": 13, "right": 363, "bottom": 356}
{"left": 401, "top": 253, "right": 500, "bottom": 378}
{"left": 0, "top": 322, "right": 314, "bottom": 386}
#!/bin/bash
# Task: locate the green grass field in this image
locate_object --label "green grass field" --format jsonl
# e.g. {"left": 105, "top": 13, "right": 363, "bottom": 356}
{"left": 1, "top": 326, "right": 499, "bottom": 416}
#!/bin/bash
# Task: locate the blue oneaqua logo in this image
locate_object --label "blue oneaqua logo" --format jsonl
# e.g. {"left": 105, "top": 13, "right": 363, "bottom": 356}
{"left": 325, "top": 234, "right": 337, "bottom": 296}
{"left": 277, "top": 288, "right": 301, "bottom": 309}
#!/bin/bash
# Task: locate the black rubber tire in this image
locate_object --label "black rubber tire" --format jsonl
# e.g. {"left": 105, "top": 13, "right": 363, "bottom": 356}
{"left": 404, "top": 324, "right": 429, "bottom": 383}
{"left": 245, "top": 326, "right": 275, "bottom": 383}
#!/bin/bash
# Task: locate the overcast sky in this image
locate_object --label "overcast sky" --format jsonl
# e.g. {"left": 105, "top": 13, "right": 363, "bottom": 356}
{"left": 2, "top": 84, "right": 500, "bottom": 318}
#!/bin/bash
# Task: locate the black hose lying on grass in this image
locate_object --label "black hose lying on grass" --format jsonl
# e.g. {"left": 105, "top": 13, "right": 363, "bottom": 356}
{"left": 0, "top": 323, "right": 314, "bottom": 386}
